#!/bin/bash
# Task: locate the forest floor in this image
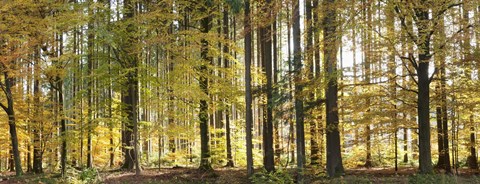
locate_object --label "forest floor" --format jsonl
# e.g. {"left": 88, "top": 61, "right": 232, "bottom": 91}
{"left": 1, "top": 167, "right": 480, "bottom": 184}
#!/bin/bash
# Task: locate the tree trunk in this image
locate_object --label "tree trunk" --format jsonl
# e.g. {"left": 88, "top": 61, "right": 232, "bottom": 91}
{"left": 223, "top": 5, "right": 234, "bottom": 168}
{"left": 323, "top": 0, "right": 344, "bottom": 177}
{"left": 306, "top": 0, "right": 319, "bottom": 167}
{"left": 468, "top": 116, "right": 478, "bottom": 169}
{"left": 244, "top": 0, "right": 254, "bottom": 176}
{"left": 86, "top": 0, "right": 94, "bottom": 168}
{"left": 56, "top": 34, "right": 67, "bottom": 176}
{"left": 363, "top": 1, "right": 372, "bottom": 168}
{"left": 463, "top": 2, "right": 478, "bottom": 170}
{"left": 121, "top": 0, "right": 141, "bottom": 175}
{"left": 33, "top": 57, "right": 43, "bottom": 173}
{"left": 1, "top": 67, "right": 23, "bottom": 176}
{"left": 272, "top": 1, "right": 281, "bottom": 165}
{"left": 292, "top": 0, "right": 305, "bottom": 181}
{"left": 198, "top": 1, "right": 213, "bottom": 171}
{"left": 434, "top": 15, "right": 451, "bottom": 173}
{"left": 261, "top": 0, "right": 275, "bottom": 173}
{"left": 286, "top": 3, "right": 295, "bottom": 165}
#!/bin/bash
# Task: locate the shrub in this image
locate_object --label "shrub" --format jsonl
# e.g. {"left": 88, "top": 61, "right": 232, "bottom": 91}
{"left": 250, "top": 169, "right": 294, "bottom": 184}
{"left": 79, "top": 168, "right": 99, "bottom": 183}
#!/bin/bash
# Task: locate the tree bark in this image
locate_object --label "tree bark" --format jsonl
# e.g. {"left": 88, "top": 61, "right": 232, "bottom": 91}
{"left": 1, "top": 65, "right": 23, "bottom": 176}
{"left": 261, "top": 0, "right": 275, "bottom": 173}
{"left": 306, "top": 0, "right": 319, "bottom": 167}
{"left": 32, "top": 53, "right": 43, "bottom": 174}
{"left": 223, "top": 5, "right": 234, "bottom": 168}
{"left": 463, "top": 2, "right": 478, "bottom": 170}
{"left": 198, "top": 1, "right": 213, "bottom": 171}
{"left": 292, "top": 0, "right": 305, "bottom": 181}
{"left": 404, "top": 2, "right": 433, "bottom": 174}
{"left": 120, "top": 0, "right": 141, "bottom": 175}
{"left": 323, "top": 0, "right": 344, "bottom": 177}
{"left": 86, "top": 0, "right": 94, "bottom": 168}
{"left": 434, "top": 15, "right": 451, "bottom": 173}
{"left": 244, "top": 0, "right": 254, "bottom": 176}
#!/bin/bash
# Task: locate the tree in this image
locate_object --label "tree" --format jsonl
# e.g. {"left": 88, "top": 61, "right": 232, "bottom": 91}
{"left": 244, "top": 0, "right": 254, "bottom": 176}
{"left": 261, "top": 0, "right": 275, "bottom": 173}
{"left": 0, "top": 48, "right": 23, "bottom": 176}
{"left": 223, "top": 4, "right": 234, "bottom": 168}
{"left": 111, "top": 0, "right": 141, "bottom": 174}
{"left": 323, "top": 0, "right": 344, "bottom": 177}
{"left": 198, "top": 0, "right": 213, "bottom": 171}
{"left": 394, "top": 1, "right": 464, "bottom": 174}
{"left": 292, "top": 0, "right": 305, "bottom": 180}
{"left": 463, "top": 1, "right": 478, "bottom": 170}
{"left": 86, "top": 0, "right": 94, "bottom": 168}
{"left": 434, "top": 11, "right": 451, "bottom": 173}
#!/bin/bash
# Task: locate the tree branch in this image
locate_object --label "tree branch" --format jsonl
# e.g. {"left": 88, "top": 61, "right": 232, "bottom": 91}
{"left": 396, "top": 82, "right": 418, "bottom": 94}
{"left": 399, "top": 57, "right": 419, "bottom": 85}
{"left": 394, "top": 4, "right": 418, "bottom": 45}
{"left": 0, "top": 102, "right": 7, "bottom": 112}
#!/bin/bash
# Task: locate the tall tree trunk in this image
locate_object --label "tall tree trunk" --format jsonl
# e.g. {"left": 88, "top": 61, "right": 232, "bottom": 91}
{"left": 86, "top": 0, "right": 94, "bottom": 168}
{"left": 463, "top": 2, "right": 478, "bottom": 170}
{"left": 292, "top": 0, "right": 305, "bottom": 181}
{"left": 55, "top": 33, "right": 67, "bottom": 176}
{"left": 386, "top": 3, "right": 397, "bottom": 171}
{"left": 306, "top": 0, "right": 319, "bottom": 167}
{"left": 363, "top": 1, "right": 372, "bottom": 168}
{"left": 244, "top": 0, "right": 254, "bottom": 176}
{"left": 1, "top": 64, "right": 23, "bottom": 176}
{"left": 434, "top": 15, "right": 451, "bottom": 173}
{"left": 26, "top": 62, "right": 32, "bottom": 172}
{"left": 312, "top": 0, "right": 323, "bottom": 166}
{"left": 323, "top": 0, "right": 344, "bottom": 177}
{"left": 223, "top": 5, "right": 234, "bottom": 168}
{"left": 272, "top": 1, "right": 281, "bottom": 165}
{"left": 33, "top": 51, "right": 43, "bottom": 174}
{"left": 416, "top": 7, "right": 433, "bottom": 173}
{"left": 286, "top": 3, "right": 295, "bottom": 165}
{"left": 198, "top": 1, "right": 213, "bottom": 171}
{"left": 120, "top": 0, "right": 140, "bottom": 175}
{"left": 261, "top": 0, "right": 275, "bottom": 173}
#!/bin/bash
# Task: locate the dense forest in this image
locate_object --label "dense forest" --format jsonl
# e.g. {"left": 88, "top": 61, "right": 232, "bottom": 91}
{"left": 1, "top": 0, "right": 480, "bottom": 183}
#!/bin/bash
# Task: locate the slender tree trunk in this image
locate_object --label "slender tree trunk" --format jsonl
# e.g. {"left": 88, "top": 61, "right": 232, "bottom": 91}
{"left": 363, "top": 1, "right": 372, "bottom": 168}
{"left": 306, "top": 0, "right": 319, "bottom": 167}
{"left": 386, "top": 3, "right": 397, "bottom": 171}
{"left": 55, "top": 33, "right": 67, "bottom": 176}
{"left": 223, "top": 5, "right": 234, "bottom": 168}
{"left": 272, "top": 1, "right": 281, "bottom": 165}
{"left": 33, "top": 53, "right": 43, "bottom": 173}
{"left": 286, "top": 3, "right": 295, "bottom": 165}
{"left": 434, "top": 15, "right": 451, "bottom": 173}
{"left": 463, "top": 2, "right": 479, "bottom": 170}
{"left": 244, "top": 0, "right": 254, "bottom": 176}
{"left": 292, "top": 0, "right": 305, "bottom": 181}
{"left": 1, "top": 63, "right": 23, "bottom": 176}
{"left": 86, "top": 0, "right": 94, "bottom": 168}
